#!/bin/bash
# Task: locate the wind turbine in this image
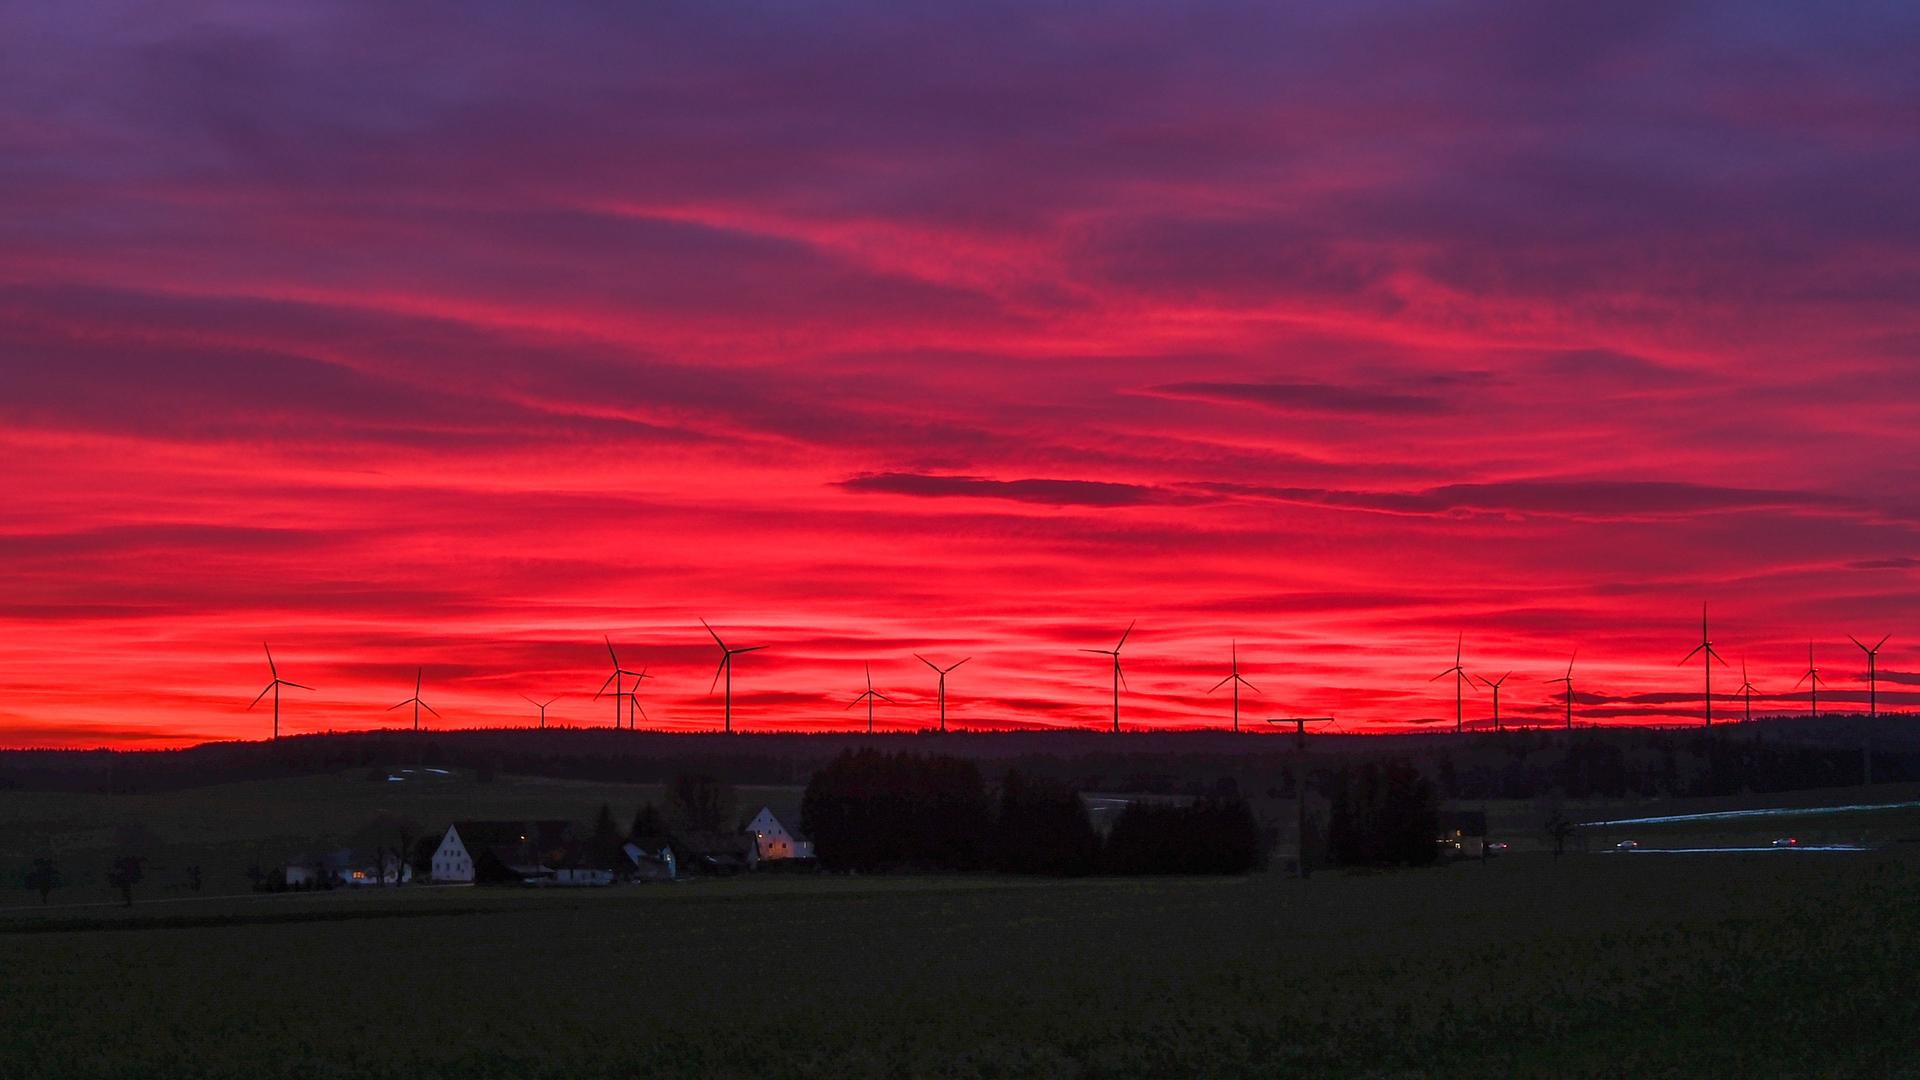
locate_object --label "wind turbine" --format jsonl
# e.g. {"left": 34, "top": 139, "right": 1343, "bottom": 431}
{"left": 1849, "top": 633, "right": 1891, "bottom": 718}
{"left": 1796, "top": 642, "right": 1824, "bottom": 718}
{"left": 1550, "top": 652, "right": 1577, "bottom": 730}
{"left": 1081, "top": 621, "right": 1134, "bottom": 734}
{"left": 596, "top": 637, "right": 646, "bottom": 729}
{"left": 847, "top": 662, "right": 895, "bottom": 734}
{"left": 914, "top": 654, "right": 970, "bottom": 732}
{"left": 1679, "top": 603, "right": 1726, "bottom": 729}
{"left": 1209, "top": 640, "right": 1259, "bottom": 733}
{"left": 1734, "top": 659, "right": 1757, "bottom": 724}
{"left": 522, "top": 695, "right": 558, "bottom": 730}
{"left": 1430, "top": 634, "right": 1471, "bottom": 734}
{"left": 703, "top": 619, "right": 765, "bottom": 734}
{"left": 1478, "top": 671, "right": 1512, "bottom": 732}
{"left": 248, "top": 643, "right": 313, "bottom": 741}
{"left": 618, "top": 680, "right": 649, "bottom": 729}
{"left": 388, "top": 668, "right": 438, "bottom": 731}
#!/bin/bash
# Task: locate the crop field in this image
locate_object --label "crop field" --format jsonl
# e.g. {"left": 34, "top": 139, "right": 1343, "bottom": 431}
{"left": 4, "top": 846, "right": 1919, "bottom": 1078}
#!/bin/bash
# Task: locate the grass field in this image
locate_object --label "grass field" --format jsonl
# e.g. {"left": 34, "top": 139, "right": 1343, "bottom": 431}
{"left": 3, "top": 849, "right": 1918, "bottom": 1077}
{"left": 6, "top": 772, "right": 1920, "bottom": 1077}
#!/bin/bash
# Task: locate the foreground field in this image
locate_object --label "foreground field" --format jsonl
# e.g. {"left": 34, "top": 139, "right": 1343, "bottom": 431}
{"left": 3, "top": 850, "right": 1917, "bottom": 1078}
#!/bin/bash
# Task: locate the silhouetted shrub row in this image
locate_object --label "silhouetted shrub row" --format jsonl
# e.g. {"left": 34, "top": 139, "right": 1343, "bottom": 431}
{"left": 802, "top": 751, "right": 1261, "bottom": 875}
{"left": 1326, "top": 760, "right": 1440, "bottom": 868}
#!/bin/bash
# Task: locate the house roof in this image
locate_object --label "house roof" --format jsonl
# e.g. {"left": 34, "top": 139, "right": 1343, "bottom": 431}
{"left": 739, "top": 805, "right": 809, "bottom": 842}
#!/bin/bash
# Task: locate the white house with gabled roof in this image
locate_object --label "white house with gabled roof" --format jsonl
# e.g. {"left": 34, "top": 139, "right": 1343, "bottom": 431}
{"left": 742, "top": 806, "right": 813, "bottom": 860}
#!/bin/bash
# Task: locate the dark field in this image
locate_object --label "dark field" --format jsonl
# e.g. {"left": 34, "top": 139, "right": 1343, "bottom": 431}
{"left": 4, "top": 847, "right": 1919, "bottom": 1078}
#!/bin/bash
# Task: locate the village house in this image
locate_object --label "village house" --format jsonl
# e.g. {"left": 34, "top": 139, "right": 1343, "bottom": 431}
{"left": 1438, "top": 810, "right": 1489, "bottom": 858}
{"left": 429, "top": 820, "right": 576, "bottom": 884}
{"left": 742, "top": 805, "right": 813, "bottom": 860}
{"left": 286, "top": 848, "right": 411, "bottom": 887}
{"left": 623, "top": 838, "right": 677, "bottom": 881}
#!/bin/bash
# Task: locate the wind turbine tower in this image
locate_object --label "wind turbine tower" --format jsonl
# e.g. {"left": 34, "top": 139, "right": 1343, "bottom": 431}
{"left": 1266, "top": 716, "right": 1334, "bottom": 879}
{"left": 1679, "top": 604, "right": 1726, "bottom": 729}
{"left": 1209, "top": 640, "right": 1260, "bottom": 732}
{"left": 1796, "top": 642, "right": 1824, "bottom": 718}
{"left": 596, "top": 637, "right": 647, "bottom": 729}
{"left": 1082, "top": 621, "right": 1134, "bottom": 734}
{"left": 1478, "top": 671, "right": 1512, "bottom": 732}
{"left": 522, "top": 695, "right": 558, "bottom": 730}
{"left": 847, "top": 662, "right": 895, "bottom": 734}
{"left": 703, "top": 619, "right": 765, "bottom": 734}
{"left": 914, "top": 654, "right": 970, "bottom": 733}
{"left": 1850, "top": 633, "right": 1891, "bottom": 718}
{"left": 388, "top": 668, "right": 438, "bottom": 731}
{"left": 1734, "top": 660, "right": 1757, "bottom": 725}
{"left": 1551, "top": 652, "right": 1577, "bottom": 731}
{"left": 248, "top": 644, "right": 313, "bottom": 741}
{"left": 1430, "top": 634, "right": 1471, "bottom": 734}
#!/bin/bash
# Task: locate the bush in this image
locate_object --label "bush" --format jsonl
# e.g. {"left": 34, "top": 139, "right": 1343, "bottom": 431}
{"left": 1103, "top": 797, "right": 1262, "bottom": 875}
{"left": 801, "top": 750, "right": 991, "bottom": 872}
{"left": 993, "top": 770, "right": 1100, "bottom": 876}
{"left": 1326, "top": 760, "right": 1439, "bottom": 868}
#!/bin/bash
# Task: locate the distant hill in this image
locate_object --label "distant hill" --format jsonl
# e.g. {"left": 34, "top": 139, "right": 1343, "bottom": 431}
{"left": 2, "top": 716, "right": 1915, "bottom": 802}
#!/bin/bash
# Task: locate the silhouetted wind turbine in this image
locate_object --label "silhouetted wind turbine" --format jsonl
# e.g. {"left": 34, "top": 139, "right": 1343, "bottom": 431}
{"left": 914, "top": 654, "right": 969, "bottom": 733}
{"left": 248, "top": 644, "right": 313, "bottom": 741}
{"left": 1796, "top": 642, "right": 1824, "bottom": 718}
{"left": 388, "top": 668, "right": 438, "bottom": 731}
{"left": 618, "top": 681, "right": 649, "bottom": 729}
{"left": 1734, "top": 659, "right": 1757, "bottom": 724}
{"left": 847, "top": 662, "right": 895, "bottom": 734}
{"left": 1550, "top": 652, "right": 1577, "bottom": 730}
{"left": 1478, "top": 671, "right": 1512, "bottom": 732}
{"left": 1082, "top": 621, "right": 1134, "bottom": 734}
{"left": 1209, "top": 640, "right": 1260, "bottom": 733}
{"left": 1850, "top": 633, "right": 1891, "bottom": 717}
{"left": 596, "top": 637, "right": 646, "bottom": 729}
{"left": 1679, "top": 603, "right": 1726, "bottom": 729}
{"left": 703, "top": 619, "right": 765, "bottom": 734}
{"left": 522, "top": 695, "right": 558, "bottom": 730}
{"left": 1430, "top": 634, "right": 1470, "bottom": 734}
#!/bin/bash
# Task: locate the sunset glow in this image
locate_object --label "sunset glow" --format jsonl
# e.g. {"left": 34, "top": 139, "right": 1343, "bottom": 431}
{"left": 4, "top": 3, "right": 1919, "bottom": 746}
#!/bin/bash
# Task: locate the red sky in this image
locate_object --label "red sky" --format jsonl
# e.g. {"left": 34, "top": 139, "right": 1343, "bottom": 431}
{"left": 4, "top": 3, "right": 1919, "bottom": 747}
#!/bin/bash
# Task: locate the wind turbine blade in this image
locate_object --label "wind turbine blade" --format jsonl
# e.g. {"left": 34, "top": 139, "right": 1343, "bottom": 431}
{"left": 701, "top": 618, "right": 726, "bottom": 650}
{"left": 949, "top": 658, "right": 971, "bottom": 672}
{"left": 606, "top": 635, "right": 620, "bottom": 666}
{"left": 421, "top": 701, "right": 440, "bottom": 718}
{"left": 1849, "top": 634, "right": 1866, "bottom": 652}
{"left": 1795, "top": 670, "right": 1811, "bottom": 688}
{"left": 263, "top": 643, "right": 277, "bottom": 676}
{"left": 875, "top": 692, "right": 896, "bottom": 704}
{"left": 845, "top": 694, "right": 863, "bottom": 710}
{"left": 415, "top": 668, "right": 423, "bottom": 693}
{"left": 594, "top": 673, "right": 616, "bottom": 699}
{"left": 709, "top": 659, "right": 727, "bottom": 694}
{"left": 523, "top": 695, "right": 540, "bottom": 706}
{"left": 1707, "top": 646, "right": 1726, "bottom": 665}
{"left": 1079, "top": 649, "right": 1110, "bottom": 655}
{"left": 1117, "top": 663, "right": 1128, "bottom": 692}
{"left": 1876, "top": 634, "right": 1891, "bottom": 652}
{"left": 1429, "top": 670, "right": 1450, "bottom": 682}
{"left": 916, "top": 654, "right": 939, "bottom": 672}
{"left": 282, "top": 681, "right": 314, "bottom": 691}
{"left": 248, "top": 685, "right": 272, "bottom": 710}
{"left": 1117, "top": 620, "right": 1134, "bottom": 650}
{"left": 1680, "top": 645, "right": 1705, "bottom": 664}
{"left": 543, "top": 697, "right": 559, "bottom": 707}
{"left": 1243, "top": 677, "right": 1261, "bottom": 694}
{"left": 388, "top": 700, "right": 409, "bottom": 711}
{"left": 1209, "top": 674, "right": 1233, "bottom": 693}
{"left": 734, "top": 645, "right": 768, "bottom": 654}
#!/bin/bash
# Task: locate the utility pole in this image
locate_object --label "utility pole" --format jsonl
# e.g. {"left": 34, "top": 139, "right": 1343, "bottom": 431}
{"left": 1268, "top": 717, "right": 1334, "bottom": 879}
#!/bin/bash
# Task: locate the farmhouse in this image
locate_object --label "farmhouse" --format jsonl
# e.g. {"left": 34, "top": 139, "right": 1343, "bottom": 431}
{"left": 430, "top": 820, "right": 576, "bottom": 883}
{"left": 286, "top": 848, "right": 411, "bottom": 887}
{"left": 1438, "top": 810, "right": 1489, "bottom": 858}
{"left": 623, "top": 838, "right": 677, "bottom": 881}
{"left": 742, "top": 805, "right": 813, "bottom": 860}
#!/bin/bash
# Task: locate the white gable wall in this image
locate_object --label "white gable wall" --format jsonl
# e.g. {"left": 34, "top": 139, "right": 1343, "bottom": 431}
{"left": 745, "top": 806, "right": 814, "bottom": 860}
{"left": 430, "top": 825, "right": 476, "bottom": 882}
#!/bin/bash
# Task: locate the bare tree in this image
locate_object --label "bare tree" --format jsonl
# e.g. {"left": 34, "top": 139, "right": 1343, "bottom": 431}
{"left": 106, "top": 855, "right": 145, "bottom": 907}
{"left": 24, "top": 857, "right": 61, "bottom": 903}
